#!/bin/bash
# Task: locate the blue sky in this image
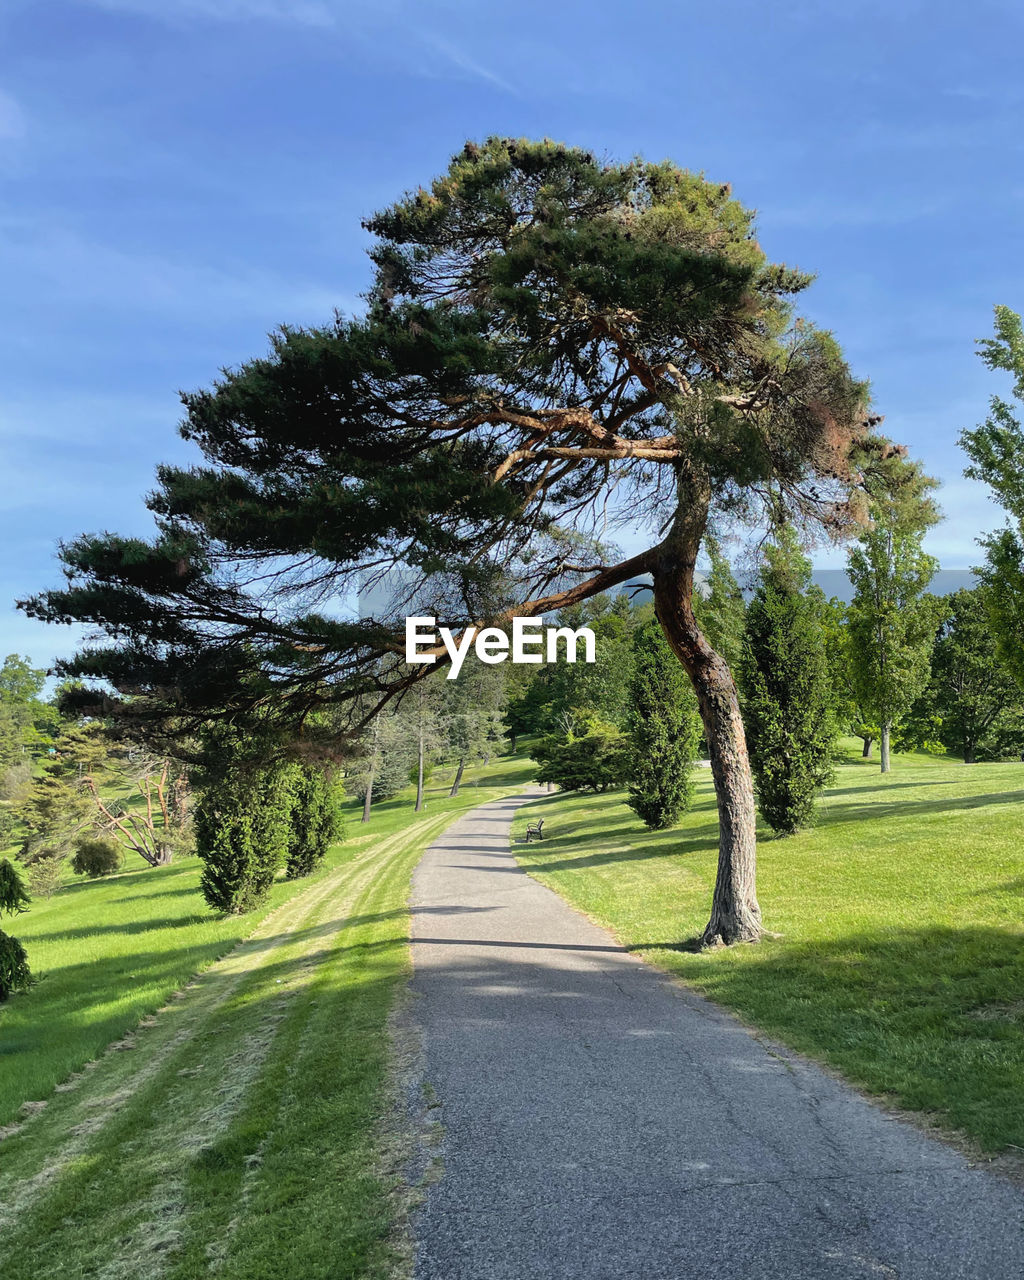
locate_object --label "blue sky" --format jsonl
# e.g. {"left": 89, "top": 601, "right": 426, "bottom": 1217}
{"left": 1, "top": 0, "right": 1022, "bottom": 669}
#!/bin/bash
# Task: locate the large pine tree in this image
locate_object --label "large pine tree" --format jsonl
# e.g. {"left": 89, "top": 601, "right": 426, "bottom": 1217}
{"left": 22, "top": 139, "right": 899, "bottom": 944}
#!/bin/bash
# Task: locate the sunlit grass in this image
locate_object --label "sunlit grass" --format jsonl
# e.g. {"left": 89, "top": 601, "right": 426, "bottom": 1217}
{"left": 0, "top": 752, "right": 533, "bottom": 1127}
{"left": 512, "top": 744, "right": 1024, "bottom": 1152}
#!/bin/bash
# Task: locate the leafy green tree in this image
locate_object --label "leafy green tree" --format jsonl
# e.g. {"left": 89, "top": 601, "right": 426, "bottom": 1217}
{"left": 626, "top": 620, "right": 700, "bottom": 829}
{"left": 349, "top": 707, "right": 414, "bottom": 817}
{"left": 24, "top": 139, "right": 895, "bottom": 944}
{"left": 534, "top": 712, "right": 631, "bottom": 794}
{"left": 960, "top": 307, "right": 1024, "bottom": 694}
{"left": 285, "top": 766, "right": 342, "bottom": 879}
{"left": 441, "top": 661, "right": 507, "bottom": 796}
{"left": 0, "top": 857, "right": 31, "bottom": 1001}
{"left": 739, "top": 532, "right": 838, "bottom": 833}
{"left": 846, "top": 460, "right": 941, "bottom": 773}
{"left": 0, "top": 654, "right": 51, "bottom": 745}
{"left": 924, "top": 588, "right": 1024, "bottom": 762}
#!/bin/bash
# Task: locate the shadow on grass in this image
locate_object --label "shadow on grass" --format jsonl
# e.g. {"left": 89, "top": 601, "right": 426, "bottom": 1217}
{"left": 818, "top": 788, "right": 1024, "bottom": 825}
{"left": 822, "top": 779, "right": 963, "bottom": 798}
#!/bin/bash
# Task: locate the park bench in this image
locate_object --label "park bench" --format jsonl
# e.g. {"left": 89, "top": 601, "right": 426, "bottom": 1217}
{"left": 525, "top": 818, "right": 544, "bottom": 843}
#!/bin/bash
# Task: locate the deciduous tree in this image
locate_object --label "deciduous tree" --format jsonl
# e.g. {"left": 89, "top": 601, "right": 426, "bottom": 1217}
{"left": 960, "top": 307, "right": 1024, "bottom": 694}
{"left": 846, "top": 460, "right": 940, "bottom": 774}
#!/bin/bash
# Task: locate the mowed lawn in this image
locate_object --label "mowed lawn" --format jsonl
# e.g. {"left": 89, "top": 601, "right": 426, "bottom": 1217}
{"left": 0, "top": 753, "right": 534, "bottom": 1128}
{"left": 0, "top": 752, "right": 535, "bottom": 1280}
{"left": 512, "top": 747, "right": 1024, "bottom": 1154}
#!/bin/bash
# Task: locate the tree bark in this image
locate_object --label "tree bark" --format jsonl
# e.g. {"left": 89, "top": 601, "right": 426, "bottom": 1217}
{"left": 652, "top": 479, "right": 762, "bottom": 947}
{"left": 880, "top": 723, "right": 891, "bottom": 774}
{"left": 964, "top": 743, "right": 976, "bottom": 765}
{"left": 861, "top": 736, "right": 873, "bottom": 759}
{"left": 362, "top": 773, "right": 374, "bottom": 822}
{"left": 449, "top": 758, "right": 466, "bottom": 798}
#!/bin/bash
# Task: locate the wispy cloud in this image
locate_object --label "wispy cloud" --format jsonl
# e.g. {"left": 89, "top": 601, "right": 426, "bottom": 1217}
{"left": 414, "top": 32, "right": 519, "bottom": 95}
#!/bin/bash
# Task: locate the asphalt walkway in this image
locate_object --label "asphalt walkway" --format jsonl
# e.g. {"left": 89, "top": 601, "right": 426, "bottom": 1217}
{"left": 409, "top": 789, "right": 1024, "bottom": 1279}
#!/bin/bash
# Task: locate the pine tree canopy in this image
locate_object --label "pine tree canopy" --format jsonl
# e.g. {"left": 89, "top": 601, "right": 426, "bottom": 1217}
{"left": 22, "top": 137, "right": 891, "bottom": 741}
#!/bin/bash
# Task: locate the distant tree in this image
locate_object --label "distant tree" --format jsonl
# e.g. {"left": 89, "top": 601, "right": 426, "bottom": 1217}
{"left": 536, "top": 594, "right": 638, "bottom": 732}
{"left": 693, "top": 537, "right": 746, "bottom": 678}
{"left": 285, "top": 766, "right": 342, "bottom": 879}
{"left": 404, "top": 678, "right": 445, "bottom": 812}
{"left": 71, "top": 835, "right": 124, "bottom": 878}
{"left": 739, "top": 531, "right": 838, "bottom": 833}
{"left": 0, "top": 655, "right": 61, "bottom": 758}
{"left": 23, "top": 844, "right": 66, "bottom": 899}
{"left": 846, "top": 459, "right": 941, "bottom": 773}
{"left": 99, "top": 758, "right": 191, "bottom": 867}
{"left": 626, "top": 620, "right": 700, "bottom": 829}
{"left": 194, "top": 753, "right": 293, "bottom": 914}
{"left": 0, "top": 857, "right": 31, "bottom": 1001}
{"left": 925, "top": 587, "right": 1024, "bottom": 762}
{"left": 814, "top": 593, "right": 875, "bottom": 756}
{"left": 960, "top": 307, "right": 1024, "bottom": 695}
{"left": 503, "top": 664, "right": 550, "bottom": 750}
{"left": 348, "top": 708, "right": 413, "bottom": 816}
{"left": 534, "top": 712, "right": 631, "bottom": 793}
{"left": 441, "top": 662, "right": 506, "bottom": 796}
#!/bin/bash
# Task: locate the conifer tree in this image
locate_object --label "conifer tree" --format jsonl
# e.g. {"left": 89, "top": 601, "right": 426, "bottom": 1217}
{"left": 626, "top": 620, "right": 700, "bottom": 829}
{"left": 194, "top": 761, "right": 293, "bottom": 913}
{"left": 739, "top": 530, "right": 837, "bottom": 834}
{"left": 0, "top": 857, "right": 31, "bottom": 1001}
{"left": 285, "top": 766, "right": 342, "bottom": 879}
{"left": 23, "top": 139, "right": 898, "bottom": 945}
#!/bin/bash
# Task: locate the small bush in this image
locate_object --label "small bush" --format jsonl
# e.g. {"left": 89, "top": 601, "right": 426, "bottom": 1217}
{"left": 72, "top": 835, "right": 123, "bottom": 878}
{"left": 24, "top": 846, "right": 66, "bottom": 899}
{"left": 533, "top": 713, "right": 631, "bottom": 793}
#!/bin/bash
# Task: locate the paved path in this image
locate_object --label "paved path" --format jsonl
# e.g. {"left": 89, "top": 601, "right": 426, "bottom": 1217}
{"left": 409, "top": 789, "right": 1024, "bottom": 1279}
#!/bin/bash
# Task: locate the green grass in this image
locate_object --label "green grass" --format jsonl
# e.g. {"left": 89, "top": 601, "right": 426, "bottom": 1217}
{"left": 0, "top": 752, "right": 534, "bottom": 1280}
{"left": 512, "top": 746, "right": 1024, "bottom": 1154}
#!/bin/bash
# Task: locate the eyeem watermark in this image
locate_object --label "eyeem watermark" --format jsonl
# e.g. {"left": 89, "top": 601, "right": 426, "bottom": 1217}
{"left": 405, "top": 616, "right": 596, "bottom": 680}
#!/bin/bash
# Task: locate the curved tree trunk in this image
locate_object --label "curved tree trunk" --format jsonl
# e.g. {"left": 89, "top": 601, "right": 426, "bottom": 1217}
{"left": 652, "top": 482, "right": 762, "bottom": 947}
{"left": 449, "top": 758, "right": 466, "bottom": 798}
{"left": 861, "top": 736, "right": 873, "bottom": 759}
